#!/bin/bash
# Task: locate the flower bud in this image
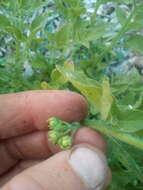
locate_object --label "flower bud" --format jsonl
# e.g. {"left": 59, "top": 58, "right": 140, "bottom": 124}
{"left": 48, "top": 130, "right": 62, "bottom": 144}
{"left": 48, "top": 117, "right": 70, "bottom": 132}
{"left": 58, "top": 136, "right": 72, "bottom": 149}
{"left": 47, "top": 117, "right": 60, "bottom": 129}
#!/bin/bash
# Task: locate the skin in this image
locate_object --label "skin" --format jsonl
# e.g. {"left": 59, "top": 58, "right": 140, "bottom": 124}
{"left": 0, "top": 90, "right": 110, "bottom": 189}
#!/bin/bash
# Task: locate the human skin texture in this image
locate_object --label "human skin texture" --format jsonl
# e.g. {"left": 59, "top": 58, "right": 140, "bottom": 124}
{"left": 0, "top": 90, "right": 110, "bottom": 190}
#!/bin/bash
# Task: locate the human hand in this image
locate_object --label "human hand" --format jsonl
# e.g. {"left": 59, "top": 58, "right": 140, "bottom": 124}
{"left": 0, "top": 90, "right": 111, "bottom": 190}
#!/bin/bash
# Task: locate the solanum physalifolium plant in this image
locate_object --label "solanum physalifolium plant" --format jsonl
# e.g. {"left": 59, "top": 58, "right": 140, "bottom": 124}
{"left": 1, "top": 0, "right": 143, "bottom": 189}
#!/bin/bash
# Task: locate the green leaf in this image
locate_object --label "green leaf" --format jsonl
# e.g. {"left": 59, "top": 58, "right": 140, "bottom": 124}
{"left": 116, "top": 6, "right": 127, "bottom": 26}
{"left": 41, "top": 81, "right": 54, "bottom": 90}
{"left": 73, "top": 22, "right": 111, "bottom": 48}
{"left": 57, "top": 65, "right": 113, "bottom": 119}
{"left": 117, "top": 120, "right": 143, "bottom": 133}
{"left": 109, "top": 138, "right": 143, "bottom": 182}
{"left": 63, "top": 60, "right": 74, "bottom": 71}
{"left": 127, "top": 22, "right": 143, "bottom": 32}
{"left": 51, "top": 69, "right": 67, "bottom": 84}
{"left": 101, "top": 79, "right": 113, "bottom": 120}
{"left": 134, "top": 92, "right": 143, "bottom": 110}
{"left": 134, "top": 3, "right": 143, "bottom": 22}
{"left": 56, "top": 65, "right": 102, "bottom": 113}
{"left": 18, "top": 0, "right": 45, "bottom": 10}
{"left": 0, "top": 14, "right": 11, "bottom": 30}
{"left": 30, "top": 12, "right": 51, "bottom": 32}
{"left": 48, "top": 23, "right": 72, "bottom": 49}
{"left": 125, "top": 35, "right": 143, "bottom": 55}
{"left": 112, "top": 103, "right": 143, "bottom": 121}
{"left": 55, "top": 0, "right": 85, "bottom": 18}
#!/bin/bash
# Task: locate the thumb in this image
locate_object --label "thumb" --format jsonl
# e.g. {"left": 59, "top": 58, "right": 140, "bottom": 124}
{"left": 2, "top": 144, "right": 110, "bottom": 190}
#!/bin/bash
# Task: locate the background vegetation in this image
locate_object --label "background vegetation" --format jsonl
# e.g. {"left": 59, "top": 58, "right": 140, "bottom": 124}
{"left": 0, "top": 0, "right": 143, "bottom": 189}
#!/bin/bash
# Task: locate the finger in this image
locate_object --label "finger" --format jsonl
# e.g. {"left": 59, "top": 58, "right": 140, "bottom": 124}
{"left": 74, "top": 127, "right": 107, "bottom": 153}
{"left": 0, "top": 131, "right": 52, "bottom": 175}
{"left": 1, "top": 127, "right": 106, "bottom": 175}
{"left": 2, "top": 144, "right": 111, "bottom": 190}
{"left": 0, "top": 160, "right": 42, "bottom": 187}
{"left": 0, "top": 90, "right": 88, "bottom": 139}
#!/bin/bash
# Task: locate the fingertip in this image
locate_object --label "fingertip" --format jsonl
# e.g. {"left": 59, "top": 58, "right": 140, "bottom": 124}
{"left": 73, "top": 127, "right": 107, "bottom": 153}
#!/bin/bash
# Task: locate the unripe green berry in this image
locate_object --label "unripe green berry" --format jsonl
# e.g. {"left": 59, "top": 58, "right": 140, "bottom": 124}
{"left": 58, "top": 136, "right": 72, "bottom": 149}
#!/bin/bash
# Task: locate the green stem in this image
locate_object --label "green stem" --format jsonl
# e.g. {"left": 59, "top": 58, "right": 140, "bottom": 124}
{"left": 90, "top": 0, "right": 100, "bottom": 24}
{"left": 84, "top": 120, "right": 143, "bottom": 151}
{"left": 133, "top": 0, "right": 136, "bottom": 8}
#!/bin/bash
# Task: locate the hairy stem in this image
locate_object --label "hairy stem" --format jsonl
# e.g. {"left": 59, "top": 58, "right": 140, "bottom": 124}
{"left": 84, "top": 119, "right": 143, "bottom": 151}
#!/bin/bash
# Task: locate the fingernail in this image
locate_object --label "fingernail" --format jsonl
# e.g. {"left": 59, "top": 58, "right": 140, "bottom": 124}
{"left": 69, "top": 145, "right": 108, "bottom": 190}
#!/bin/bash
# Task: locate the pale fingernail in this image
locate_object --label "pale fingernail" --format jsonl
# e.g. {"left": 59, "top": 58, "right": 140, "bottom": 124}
{"left": 69, "top": 146, "right": 108, "bottom": 190}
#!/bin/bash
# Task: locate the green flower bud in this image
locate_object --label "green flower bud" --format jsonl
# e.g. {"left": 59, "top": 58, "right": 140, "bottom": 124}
{"left": 48, "top": 130, "right": 61, "bottom": 144}
{"left": 58, "top": 136, "right": 72, "bottom": 149}
{"left": 48, "top": 117, "right": 70, "bottom": 132}
{"left": 47, "top": 117, "right": 60, "bottom": 129}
